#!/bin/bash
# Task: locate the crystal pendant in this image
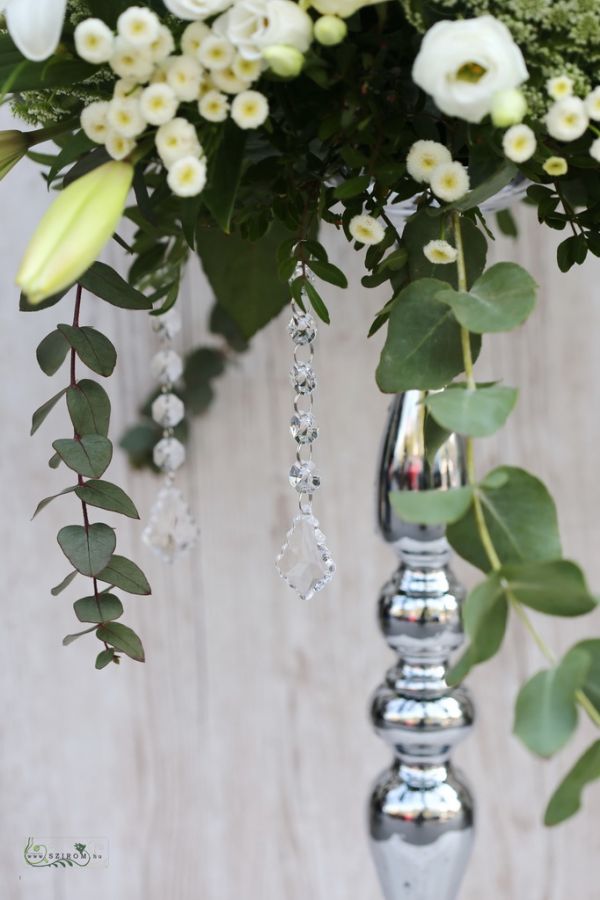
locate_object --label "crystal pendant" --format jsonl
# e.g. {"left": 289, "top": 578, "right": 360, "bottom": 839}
{"left": 290, "top": 412, "right": 319, "bottom": 444}
{"left": 142, "top": 485, "right": 198, "bottom": 564}
{"left": 152, "top": 392, "right": 185, "bottom": 427}
{"left": 152, "top": 309, "right": 182, "bottom": 341}
{"left": 289, "top": 460, "right": 321, "bottom": 493}
{"left": 290, "top": 362, "right": 316, "bottom": 395}
{"left": 151, "top": 349, "right": 183, "bottom": 385}
{"left": 288, "top": 312, "right": 316, "bottom": 345}
{"left": 276, "top": 514, "right": 335, "bottom": 600}
{"left": 153, "top": 436, "right": 186, "bottom": 472}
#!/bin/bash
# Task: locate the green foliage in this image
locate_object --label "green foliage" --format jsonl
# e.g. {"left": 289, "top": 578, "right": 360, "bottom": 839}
{"left": 52, "top": 435, "right": 113, "bottom": 478}
{"left": 447, "top": 574, "right": 508, "bottom": 684}
{"left": 66, "top": 381, "right": 111, "bottom": 436}
{"left": 57, "top": 523, "right": 116, "bottom": 577}
{"left": 389, "top": 486, "right": 474, "bottom": 525}
{"left": 96, "top": 555, "right": 151, "bottom": 595}
{"left": 74, "top": 480, "right": 139, "bottom": 519}
{"left": 74, "top": 594, "right": 124, "bottom": 624}
{"left": 426, "top": 383, "right": 518, "bottom": 437}
{"left": 501, "top": 560, "right": 597, "bottom": 617}
{"left": 36, "top": 330, "right": 69, "bottom": 376}
{"left": 545, "top": 741, "right": 600, "bottom": 826}
{"left": 404, "top": 212, "right": 487, "bottom": 289}
{"left": 31, "top": 388, "right": 67, "bottom": 435}
{"left": 437, "top": 263, "right": 537, "bottom": 333}
{"left": 97, "top": 622, "right": 145, "bottom": 662}
{"left": 80, "top": 262, "right": 153, "bottom": 310}
{"left": 57, "top": 325, "right": 116, "bottom": 377}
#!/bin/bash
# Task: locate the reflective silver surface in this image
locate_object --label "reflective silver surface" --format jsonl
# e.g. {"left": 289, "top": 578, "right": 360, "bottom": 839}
{"left": 369, "top": 393, "right": 474, "bottom": 900}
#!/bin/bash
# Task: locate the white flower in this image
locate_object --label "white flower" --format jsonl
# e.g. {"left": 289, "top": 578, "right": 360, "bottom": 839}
{"left": 110, "top": 38, "right": 154, "bottom": 81}
{"left": 155, "top": 117, "right": 202, "bottom": 167}
{"left": 150, "top": 25, "right": 176, "bottom": 63}
{"left": 162, "top": 0, "right": 231, "bottom": 21}
{"left": 406, "top": 140, "right": 452, "bottom": 183}
{"left": 590, "top": 138, "right": 600, "bottom": 163}
{"left": 80, "top": 101, "right": 110, "bottom": 144}
{"left": 114, "top": 78, "right": 142, "bottom": 98}
{"left": 167, "top": 155, "right": 207, "bottom": 196}
{"left": 232, "top": 54, "right": 262, "bottom": 83}
{"left": 502, "top": 124, "right": 536, "bottom": 163}
{"left": 412, "top": 15, "right": 528, "bottom": 124}
{"left": 584, "top": 87, "right": 600, "bottom": 122}
{"left": 423, "top": 240, "right": 458, "bottom": 265}
{"left": 313, "top": 14, "right": 347, "bottom": 45}
{"left": 167, "top": 55, "right": 205, "bottom": 100}
{"left": 430, "top": 161, "right": 470, "bottom": 202}
{"left": 262, "top": 45, "right": 303, "bottom": 77}
{"left": 490, "top": 87, "right": 527, "bottom": 127}
{"left": 181, "top": 21, "right": 211, "bottom": 57}
{"left": 105, "top": 129, "right": 136, "bottom": 161}
{"left": 198, "top": 35, "right": 235, "bottom": 71}
{"left": 219, "top": 0, "right": 313, "bottom": 61}
{"left": 140, "top": 83, "right": 179, "bottom": 126}
{"left": 211, "top": 67, "right": 252, "bottom": 94}
{"left": 543, "top": 156, "right": 568, "bottom": 177}
{"left": 117, "top": 7, "right": 160, "bottom": 48}
{"left": 199, "top": 89, "right": 230, "bottom": 122}
{"left": 312, "top": 0, "right": 379, "bottom": 17}
{"left": 74, "top": 18, "right": 115, "bottom": 64}
{"left": 231, "top": 90, "right": 269, "bottom": 128}
{"left": 545, "top": 97, "right": 589, "bottom": 142}
{"left": 547, "top": 75, "right": 573, "bottom": 101}
{"left": 107, "top": 96, "right": 146, "bottom": 138}
{"left": 0, "top": 0, "right": 66, "bottom": 61}
{"left": 349, "top": 214, "right": 385, "bottom": 245}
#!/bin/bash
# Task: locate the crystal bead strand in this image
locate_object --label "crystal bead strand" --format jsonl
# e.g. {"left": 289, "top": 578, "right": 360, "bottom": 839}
{"left": 276, "top": 266, "right": 336, "bottom": 600}
{"left": 142, "top": 309, "right": 198, "bottom": 564}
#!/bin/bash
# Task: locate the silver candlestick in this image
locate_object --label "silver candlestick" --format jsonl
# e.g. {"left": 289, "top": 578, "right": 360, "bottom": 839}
{"left": 369, "top": 391, "right": 475, "bottom": 900}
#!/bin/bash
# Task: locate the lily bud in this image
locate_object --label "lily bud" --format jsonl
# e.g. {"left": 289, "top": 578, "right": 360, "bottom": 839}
{"left": 262, "top": 44, "right": 304, "bottom": 78}
{"left": 17, "top": 161, "right": 133, "bottom": 304}
{"left": 314, "top": 15, "right": 347, "bottom": 46}
{"left": 491, "top": 88, "right": 528, "bottom": 127}
{"left": 0, "top": 130, "right": 28, "bottom": 180}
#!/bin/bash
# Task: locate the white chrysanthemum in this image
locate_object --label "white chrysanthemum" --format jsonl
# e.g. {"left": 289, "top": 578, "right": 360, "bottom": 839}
{"left": 430, "top": 161, "right": 470, "bottom": 203}
{"left": 80, "top": 101, "right": 110, "bottom": 144}
{"left": 546, "top": 97, "right": 589, "bottom": 142}
{"left": 110, "top": 38, "right": 154, "bottom": 82}
{"left": 232, "top": 54, "right": 262, "bottom": 83}
{"left": 117, "top": 6, "right": 160, "bottom": 48}
{"left": 406, "top": 140, "right": 452, "bottom": 184}
{"left": 74, "top": 18, "right": 115, "bottom": 64}
{"left": 140, "top": 83, "right": 179, "bottom": 126}
{"left": 543, "top": 156, "right": 568, "bottom": 177}
{"left": 199, "top": 89, "right": 229, "bottom": 122}
{"left": 167, "top": 155, "right": 208, "bottom": 197}
{"left": 107, "top": 96, "right": 146, "bottom": 138}
{"left": 114, "top": 78, "right": 142, "bottom": 98}
{"left": 199, "top": 35, "right": 235, "bottom": 71}
{"left": 231, "top": 90, "right": 269, "bottom": 129}
{"left": 502, "top": 124, "right": 536, "bottom": 163}
{"left": 181, "top": 21, "right": 211, "bottom": 57}
{"left": 349, "top": 214, "right": 385, "bottom": 245}
{"left": 155, "top": 117, "right": 202, "bottom": 167}
{"left": 105, "top": 129, "right": 136, "bottom": 161}
{"left": 423, "top": 240, "right": 458, "bottom": 265}
{"left": 584, "top": 87, "right": 600, "bottom": 123}
{"left": 150, "top": 25, "right": 175, "bottom": 62}
{"left": 590, "top": 138, "right": 600, "bottom": 163}
{"left": 210, "top": 67, "right": 248, "bottom": 94}
{"left": 166, "top": 55, "right": 204, "bottom": 101}
{"left": 546, "top": 75, "right": 574, "bottom": 101}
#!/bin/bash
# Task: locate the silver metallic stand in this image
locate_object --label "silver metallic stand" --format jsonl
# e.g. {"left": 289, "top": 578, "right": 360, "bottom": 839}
{"left": 369, "top": 392, "right": 475, "bottom": 900}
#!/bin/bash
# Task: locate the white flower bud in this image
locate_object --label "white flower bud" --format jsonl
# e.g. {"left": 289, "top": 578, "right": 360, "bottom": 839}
{"left": 262, "top": 45, "right": 303, "bottom": 78}
{"left": 490, "top": 88, "right": 527, "bottom": 127}
{"left": 313, "top": 15, "right": 347, "bottom": 46}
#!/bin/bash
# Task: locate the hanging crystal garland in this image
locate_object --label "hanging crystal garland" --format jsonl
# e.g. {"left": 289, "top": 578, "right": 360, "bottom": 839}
{"left": 142, "top": 309, "right": 198, "bottom": 564}
{"left": 276, "top": 265, "right": 336, "bottom": 600}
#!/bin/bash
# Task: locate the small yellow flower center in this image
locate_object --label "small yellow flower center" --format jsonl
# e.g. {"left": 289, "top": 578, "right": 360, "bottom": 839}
{"left": 455, "top": 62, "right": 487, "bottom": 84}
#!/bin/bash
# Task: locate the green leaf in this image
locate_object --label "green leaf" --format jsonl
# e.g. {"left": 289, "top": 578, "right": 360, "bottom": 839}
{"left": 74, "top": 593, "right": 124, "bottom": 624}
{"left": 97, "top": 622, "right": 145, "bottom": 662}
{"left": 500, "top": 560, "right": 598, "bottom": 616}
{"left": 0, "top": 57, "right": 95, "bottom": 92}
{"left": 80, "top": 262, "right": 153, "bottom": 310}
{"left": 447, "top": 573, "right": 508, "bottom": 684}
{"left": 51, "top": 570, "right": 78, "bottom": 596}
{"left": 544, "top": 741, "right": 600, "bottom": 826}
{"left": 448, "top": 466, "right": 561, "bottom": 572}
{"left": 48, "top": 451, "right": 62, "bottom": 469}
{"left": 52, "top": 435, "right": 113, "bottom": 478}
{"left": 376, "top": 278, "right": 480, "bottom": 392}
{"left": 453, "top": 161, "right": 517, "bottom": 212}
{"left": 57, "top": 325, "right": 116, "bottom": 377}
{"left": 389, "top": 486, "right": 474, "bottom": 525}
{"left": 32, "top": 485, "right": 76, "bottom": 519}
{"left": 426, "top": 383, "right": 518, "bottom": 437}
{"left": 437, "top": 262, "right": 537, "bottom": 333}
{"left": 306, "top": 259, "right": 348, "bottom": 289}
{"left": 333, "top": 175, "right": 371, "bottom": 199}
{"left": 304, "top": 280, "right": 330, "bottom": 324}
{"left": 30, "top": 388, "right": 67, "bottom": 435}
{"left": 62, "top": 625, "right": 97, "bottom": 646}
{"left": 202, "top": 120, "right": 246, "bottom": 232}
{"left": 36, "top": 330, "right": 69, "bottom": 376}
{"left": 96, "top": 555, "right": 151, "bottom": 595}
{"left": 20, "top": 285, "right": 70, "bottom": 312}
{"left": 573, "top": 640, "right": 600, "bottom": 712}
{"left": 95, "top": 648, "right": 116, "bottom": 669}
{"left": 496, "top": 209, "right": 518, "bottom": 238}
{"left": 66, "top": 380, "right": 111, "bottom": 436}
{"left": 57, "top": 523, "right": 116, "bottom": 577}
{"left": 404, "top": 211, "right": 487, "bottom": 289}
{"left": 75, "top": 480, "right": 139, "bottom": 519}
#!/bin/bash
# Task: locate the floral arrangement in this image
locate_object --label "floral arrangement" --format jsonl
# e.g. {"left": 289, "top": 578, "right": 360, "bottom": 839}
{"left": 3, "top": 0, "right": 600, "bottom": 827}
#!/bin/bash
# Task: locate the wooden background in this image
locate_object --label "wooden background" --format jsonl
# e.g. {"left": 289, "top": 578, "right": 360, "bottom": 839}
{"left": 2, "top": 113, "right": 599, "bottom": 898}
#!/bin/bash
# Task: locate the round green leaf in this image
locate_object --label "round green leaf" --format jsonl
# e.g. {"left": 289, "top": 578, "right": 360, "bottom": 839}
{"left": 95, "top": 648, "right": 116, "bottom": 670}
{"left": 545, "top": 741, "right": 600, "bottom": 826}
{"left": 437, "top": 262, "right": 537, "bottom": 333}
{"left": 97, "top": 622, "right": 145, "bottom": 662}
{"left": 389, "top": 486, "right": 473, "bottom": 525}
{"left": 426, "top": 383, "right": 518, "bottom": 437}
{"left": 57, "top": 524, "right": 116, "bottom": 577}
{"left": 74, "top": 593, "right": 123, "bottom": 624}
{"left": 447, "top": 573, "right": 508, "bottom": 684}
{"left": 57, "top": 324, "right": 116, "bottom": 377}
{"left": 52, "top": 435, "right": 113, "bottom": 478}
{"left": 75, "top": 480, "right": 139, "bottom": 519}
{"left": 96, "top": 555, "right": 151, "bottom": 595}
{"left": 36, "top": 329, "right": 69, "bottom": 376}
{"left": 66, "top": 380, "right": 111, "bottom": 436}
{"left": 501, "top": 560, "right": 598, "bottom": 617}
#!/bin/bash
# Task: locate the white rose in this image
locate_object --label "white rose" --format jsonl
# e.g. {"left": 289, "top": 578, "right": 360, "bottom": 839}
{"left": 312, "top": 0, "right": 381, "bottom": 19}
{"left": 162, "top": 0, "right": 231, "bottom": 21}
{"left": 412, "top": 15, "right": 529, "bottom": 124}
{"left": 218, "top": 0, "right": 313, "bottom": 61}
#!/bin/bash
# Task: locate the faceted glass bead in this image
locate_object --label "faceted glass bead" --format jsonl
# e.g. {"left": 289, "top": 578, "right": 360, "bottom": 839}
{"left": 290, "top": 362, "right": 316, "bottom": 395}
{"left": 288, "top": 312, "right": 316, "bottom": 345}
{"left": 142, "top": 485, "right": 198, "bottom": 563}
{"left": 152, "top": 309, "right": 182, "bottom": 341}
{"left": 153, "top": 436, "right": 186, "bottom": 472}
{"left": 289, "top": 461, "right": 321, "bottom": 494}
{"left": 290, "top": 412, "right": 319, "bottom": 444}
{"left": 151, "top": 349, "right": 183, "bottom": 386}
{"left": 276, "top": 514, "right": 336, "bottom": 600}
{"left": 152, "top": 392, "right": 185, "bottom": 427}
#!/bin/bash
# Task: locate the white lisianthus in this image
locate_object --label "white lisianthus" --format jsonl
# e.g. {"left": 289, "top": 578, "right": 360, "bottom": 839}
{"left": 543, "top": 156, "right": 568, "bottom": 177}
{"left": 412, "top": 16, "right": 528, "bottom": 124}
{"left": 150, "top": 25, "right": 176, "bottom": 63}
{"left": 430, "top": 161, "right": 470, "bottom": 202}
{"left": 219, "top": 0, "right": 313, "bottom": 61}
{"left": 108, "top": 96, "right": 147, "bottom": 138}
{"left": 74, "top": 18, "right": 115, "bottom": 64}
{"left": 198, "top": 35, "right": 236, "bottom": 71}
{"left": 232, "top": 54, "right": 262, "bottom": 83}
{"left": 167, "top": 155, "right": 207, "bottom": 197}
{"left": 80, "top": 101, "right": 110, "bottom": 144}
{"left": 502, "top": 124, "right": 536, "bottom": 163}
{"left": 162, "top": 0, "right": 232, "bottom": 21}
{"left": 406, "top": 140, "right": 452, "bottom": 183}
{"left": 231, "top": 90, "right": 269, "bottom": 128}
{"left": 167, "top": 55, "right": 205, "bottom": 100}
{"left": 546, "top": 75, "right": 574, "bottom": 101}
{"left": 211, "top": 67, "right": 251, "bottom": 94}
{"left": 545, "top": 97, "right": 589, "bottom": 142}
{"left": 584, "top": 87, "right": 600, "bottom": 122}
{"left": 110, "top": 38, "right": 154, "bottom": 82}
{"left": 117, "top": 6, "right": 160, "bottom": 48}
{"left": 312, "top": 0, "right": 380, "bottom": 17}
{"left": 199, "top": 89, "right": 230, "bottom": 122}
{"left": 105, "top": 130, "right": 136, "bottom": 161}
{"left": 156, "top": 117, "right": 202, "bottom": 167}
{"left": 590, "top": 138, "right": 600, "bottom": 163}
{"left": 349, "top": 214, "right": 385, "bottom": 245}
{"left": 423, "top": 240, "right": 458, "bottom": 265}
{"left": 140, "top": 83, "right": 179, "bottom": 126}
{"left": 181, "top": 21, "right": 211, "bottom": 56}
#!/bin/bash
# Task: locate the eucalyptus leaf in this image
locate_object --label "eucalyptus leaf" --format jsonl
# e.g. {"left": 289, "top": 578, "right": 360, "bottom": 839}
{"left": 437, "top": 263, "right": 537, "bottom": 334}
{"left": 501, "top": 560, "right": 598, "bottom": 617}
{"left": 573, "top": 640, "right": 600, "bottom": 713}
{"left": 389, "top": 486, "right": 474, "bottom": 525}
{"left": 426, "top": 383, "right": 518, "bottom": 437}
{"left": 30, "top": 388, "right": 67, "bottom": 435}
{"left": 544, "top": 741, "right": 600, "bottom": 826}
{"left": 66, "top": 380, "right": 111, "bottom": 436}
{"left": 51, "top": 570, "right": 78, "bottom": 596}
{"left": 57, "top": 325, "right": 116, "bottom": 377}
{"left": 62, "top": 625, "right": 97, "bottom": 646}
{"left": 97, "top": 622, "right": 145, "bottom": 662}
{"left": 80, "top": 262, "right": 153, "bottom": 310}
{"left": 75, "top": 480, "right": 139, "bottom": 518}
{"left": 95, "top": 648, "right": 116, "bottom": 669}
{"left": 74, "top": 593, "right": 124, "bottom": 624}
{"left": 32, "top": 486, "right": 76, "bottom": 519}
{"left": 452, "top": 162, "right": 517, "bottom": 212}
{"left": 96, "top": 555, "right": 151, "bottom": 595}
{"left": 57, "top": 524, "right": 116, "bottom": 577}
{"left": 36, "top": 330, "right": 69, "bottom": 376}
{"left": 447, "top": 573, "right": 508, "bottom": 684}
{"left": 52, "top": 435, "right": 113, "bottom": 478}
